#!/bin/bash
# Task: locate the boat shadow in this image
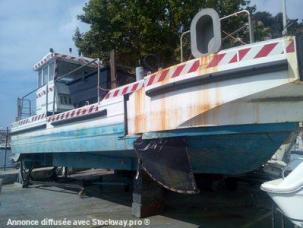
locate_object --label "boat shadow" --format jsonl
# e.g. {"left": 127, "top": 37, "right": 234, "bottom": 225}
{"left": 31, "top": 171, "right": 274, "bottom": 227}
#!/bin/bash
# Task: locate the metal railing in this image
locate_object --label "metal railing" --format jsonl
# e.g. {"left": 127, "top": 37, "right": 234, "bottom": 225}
{"left": 180, "top": 10, "right": 254, "bottom": 62}
{"left": 16, "top": 58, "right": 102, "bottom": 121}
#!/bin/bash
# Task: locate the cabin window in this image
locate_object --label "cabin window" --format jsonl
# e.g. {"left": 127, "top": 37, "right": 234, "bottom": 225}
{"left": 49, "top": 62, "right": 55, "bottom": 81}
{"left": 42, "top": 66, "right": 48, "bottom": 85}
{"left": 38, "top": 70, "right": 43, "bottom": 87}
{"left": 59, "top": 94, "right": 72, "bottom": 105}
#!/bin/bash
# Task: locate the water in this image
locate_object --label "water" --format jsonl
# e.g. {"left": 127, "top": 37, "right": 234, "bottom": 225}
{"left": 0, "top": 148, "right": 15, "bottom": 169}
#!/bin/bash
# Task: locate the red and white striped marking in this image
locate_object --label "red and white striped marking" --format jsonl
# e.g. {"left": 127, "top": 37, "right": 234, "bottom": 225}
{"left": 36, "top": 86, "right": 54, "bottom": 98}
{"left": 102, "top": 39, "right": 295, "bottom": 100}
{"left": 144, "top": 58, "right": 200, "bottom": 87}
{"left": 16, "top": 38, "right": 296, "bottom": 127}
{"left": 104, "top": 80, "right": 145, "bottom": 100}
{"left": 143, "top": 38, "right": 295, "bottom": 88}
{"left": 16, "top": 104, "right": 100, "bottom": 127}
{"left": 33, "top": 53, "right": 55, "bottom": 70}
{"left": 47, "top": 103, "right": 99, "bottom": 123}
{"left": 17, "top": 113, "right": 46, "bottom": 126}
{"left": 33, "top": 52, "right": 101, "bottom": 70}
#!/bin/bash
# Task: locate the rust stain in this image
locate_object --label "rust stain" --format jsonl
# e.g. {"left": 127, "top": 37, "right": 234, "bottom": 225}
{"left": 149, "top": 53, "right": 222, "bottom": 91}
{"left": 173, "top": 104, "right": 182, "bottom": 129}
{"left": 132, "top": 56, "right": 225, "bottom": 133}
{"left": 200, "top": 54, "right": 220, "bottom": 76}
{"left": 160, "top": 94, "right": 166, "bottom": 130}
{"left": 196, "top": 88, "right": 211, "bottom": 126}
{"left": 133, "top": 88, "right": 144, "bottom": 133}
{"left": 144, "top": 83, "right": 226, "bottom": 132}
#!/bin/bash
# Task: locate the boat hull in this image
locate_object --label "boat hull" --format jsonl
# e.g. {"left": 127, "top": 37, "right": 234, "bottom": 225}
{"left": 261, "top": 162, "right": 303, "bottom": 227}
{"left": 10, "top": 36, "right": 303, "bottom": 175}
{"left": 144, "top": 122, "right": 299, "bottom": 174}
{"left": 11, "top": 122, "right": 299, "bottom": 174}
{"left": 127, "top": 37, "right": 302, "bottom": 134}
{"left": 269, "top": 190, "right": 303, "bottom": 227}
{"left": 11, "top": 122, "right": 138, "bottom": 170}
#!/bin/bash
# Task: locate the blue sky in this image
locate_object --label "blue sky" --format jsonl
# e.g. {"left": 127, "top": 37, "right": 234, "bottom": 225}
{"left": 0, "top": 0, "right": 89, "bottom": 128}
{"left": 0, "top": 0, "right": 302, "bottom": 128}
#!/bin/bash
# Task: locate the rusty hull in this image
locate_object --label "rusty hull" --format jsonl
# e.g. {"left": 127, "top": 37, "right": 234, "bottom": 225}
{"left": 127, "top": 37, "right": 302, "bottom": 135}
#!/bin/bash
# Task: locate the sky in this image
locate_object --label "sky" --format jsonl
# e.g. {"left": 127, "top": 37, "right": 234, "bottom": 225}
{"left": 0, "top": 0, "right": 89, "bottom": 128}
{"left": 0, "top": 0, "right": 302, "bottom": 128}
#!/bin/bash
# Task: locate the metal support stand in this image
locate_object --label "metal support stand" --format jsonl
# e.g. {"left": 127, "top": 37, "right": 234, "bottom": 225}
{"left": 31, "top": 180, "right": 85, "bottom": 197}
{"left": 131, "top": 169, "right": 164, "bottom": 218}
{"left": 20, "top": 160, "right": 32, "bottom": 188}
{"left": 3, "top": 127, "right": 9, "bottom": 171}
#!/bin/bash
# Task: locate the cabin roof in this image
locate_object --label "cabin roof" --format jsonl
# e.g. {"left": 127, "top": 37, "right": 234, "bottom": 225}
{"left": 33, "top": 52, "right": 103, "bottom": 71}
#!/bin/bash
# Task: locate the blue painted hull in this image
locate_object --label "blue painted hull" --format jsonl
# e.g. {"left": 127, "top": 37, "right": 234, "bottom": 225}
{"left": 144, "top": 122, "right": 299, "bottom": 174}
{"left": 11, "top": 122, "right": 299, "bottom": 174}
{"left": 11, "top": 123, "right": 138, "bottom": 170}
{"left": 189, "top": 132, "right": 288, "bottom": 174}
{"left": 12, "top": 123, "right": 135, "bottom": 155}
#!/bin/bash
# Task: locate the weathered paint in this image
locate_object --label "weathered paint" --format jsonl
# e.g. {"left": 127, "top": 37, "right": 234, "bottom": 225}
{"left": 52, "top": 152, "right": 136, "bottom": 170}
{"left": 127, "top": 37, "right": 302, "bottom": 134}
{"left": 142, "top": 122, "right": 300, "bottom": 174}
{"left": 10, "top": 36, "right": 303, "bottom": 174}
{"left": 11, "top": 123, "right": 136, "bottom": 155}
{"left": 188, "top": 129, "right": 292, "bottom": 174}
{"left": 11, "top": 121, "right": 299, "bottom": 173}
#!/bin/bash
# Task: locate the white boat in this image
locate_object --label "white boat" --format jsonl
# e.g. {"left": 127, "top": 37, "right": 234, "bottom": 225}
{"left": 9, "top": 8, "right": 303, "bottom": 217}
{"left": 261, "top": 160, "right": 303, "bottom": 227}
{"left": 9, "top": 8, "right": 303, "bottom": 194}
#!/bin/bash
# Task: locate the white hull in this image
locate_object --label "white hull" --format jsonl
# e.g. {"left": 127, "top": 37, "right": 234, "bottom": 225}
{"left": 269, "top": 189, "right": 303, "bottom": 227}
{"left": 127, "top": 36, "right": 303, "bottom": 134}
{"left": 262, "top": 162, "right": 303, "bottom": 227}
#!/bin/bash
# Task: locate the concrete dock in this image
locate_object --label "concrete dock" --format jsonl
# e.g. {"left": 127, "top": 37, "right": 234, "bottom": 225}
{"left": 0, "top": 170, "right": 294, "bottom": 228}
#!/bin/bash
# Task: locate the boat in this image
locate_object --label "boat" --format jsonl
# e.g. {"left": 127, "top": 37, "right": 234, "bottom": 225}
{"left": 261, "top": 161, "right": 303, "bottom": 227}
{"left": 10, "top": 9, "right": 303, "bottom": 194}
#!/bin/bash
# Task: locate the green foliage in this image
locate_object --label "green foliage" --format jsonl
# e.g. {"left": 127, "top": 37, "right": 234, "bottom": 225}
{"left": 254, "top": 12, "right": 303, "bottom": 41}
{"left": 74, "top": 0, "right": 252, "bottom": 68}
{"left": 74, "top": 0, "right": 303, "bottom": 69}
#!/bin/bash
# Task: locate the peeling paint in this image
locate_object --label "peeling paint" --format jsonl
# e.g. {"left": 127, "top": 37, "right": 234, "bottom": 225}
{"left": 127, "top": 37, "right": 303, "bottom": 135}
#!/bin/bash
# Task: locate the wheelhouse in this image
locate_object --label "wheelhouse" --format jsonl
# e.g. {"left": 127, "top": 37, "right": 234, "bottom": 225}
{"left": 17, "top": 52, "right": 134, "bottom": 120}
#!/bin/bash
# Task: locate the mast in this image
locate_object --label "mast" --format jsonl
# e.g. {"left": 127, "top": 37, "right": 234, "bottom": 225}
{"left": 282, "top": 0, "right": 288, "bottom": 35}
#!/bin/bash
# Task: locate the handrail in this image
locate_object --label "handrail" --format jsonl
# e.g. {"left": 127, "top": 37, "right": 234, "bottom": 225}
{"left": 17, "top": 58, "right": 100, "bottom": 119}
{"left": 220, "top": 10, "right": 254, "bottom": 44}
{"left": 180, "top": 30, "right": 190, "bottom": 62}
{"left": 179, "top": 10, "right": 254, "bottom": 62}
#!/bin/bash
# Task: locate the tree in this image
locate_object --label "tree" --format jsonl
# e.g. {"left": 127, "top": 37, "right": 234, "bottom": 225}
{"left": 74, "top": 0, "right": 253, "bottom": 70}
{"left": 254, "top": 12, "right": 303, "bottom": 40}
